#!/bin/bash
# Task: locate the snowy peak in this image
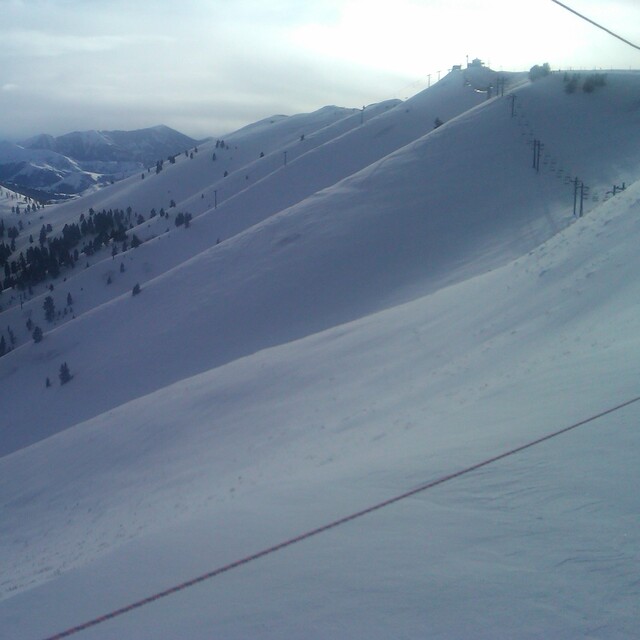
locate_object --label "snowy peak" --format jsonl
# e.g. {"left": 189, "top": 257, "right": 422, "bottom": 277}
{"left": 0, "top": 125, "right": 201, "bottom": 198}
{"left": 21, "top": 125, "right": 199, "bottom": 166}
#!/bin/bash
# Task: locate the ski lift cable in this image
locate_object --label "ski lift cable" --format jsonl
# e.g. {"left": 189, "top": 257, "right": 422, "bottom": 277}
{"left": 550, "top": 0, "right": 640, "bottom": 51}
{"left": 40, "top": 392, "right": 640, "bottom": 640}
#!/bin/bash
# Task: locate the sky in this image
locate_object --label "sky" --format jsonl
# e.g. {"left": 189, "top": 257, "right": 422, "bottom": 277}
{"left": 1, "top": 0, "right": 639, "bottom": 141}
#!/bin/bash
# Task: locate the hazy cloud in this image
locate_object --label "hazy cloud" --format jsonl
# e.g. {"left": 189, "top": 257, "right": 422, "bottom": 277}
{"left": 0, "top": 0, "right": 638, "bottom": 140}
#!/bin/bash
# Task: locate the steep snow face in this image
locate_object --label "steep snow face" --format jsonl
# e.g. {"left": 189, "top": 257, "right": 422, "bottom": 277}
{"left": 0, "top": 69, "right": 507, "bottom": 335}
{"left": 2, "top": 169, "right": 640, "bottom": 640}
{"left": 3, "top": 71, "right": 640, "bottom": 453}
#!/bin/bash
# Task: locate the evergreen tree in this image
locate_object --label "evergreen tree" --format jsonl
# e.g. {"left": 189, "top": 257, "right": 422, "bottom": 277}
{"left": 32, "top": 326, "right": 43, "bottom": 343}
{"left": 59, "top": 362, "right": 72, "bottom": 385}
{"left": 43, "top": 296, "right": 55, "bottom": 323}
{"left": 0, "top": 334, "right": 5, "bottom": 356}
{"left": 66, "top": 292, "right": 73, "bottom": 306}
{"left": 132, "top": 282, "right": 141, "bottom": 296}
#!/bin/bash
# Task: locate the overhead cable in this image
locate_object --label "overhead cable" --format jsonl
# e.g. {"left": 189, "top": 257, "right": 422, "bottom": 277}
{"left": 551, "top": 0, "right": 640, "bottom": 51}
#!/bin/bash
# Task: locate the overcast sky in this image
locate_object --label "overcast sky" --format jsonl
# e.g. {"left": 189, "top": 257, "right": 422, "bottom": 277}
{"left": 1, "top": 0, "right": 639, "bottom": 141}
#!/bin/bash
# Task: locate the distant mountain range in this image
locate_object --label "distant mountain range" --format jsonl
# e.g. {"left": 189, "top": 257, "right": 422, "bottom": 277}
{"left": 0, "top": 125, "right": 202, "bottom": 200}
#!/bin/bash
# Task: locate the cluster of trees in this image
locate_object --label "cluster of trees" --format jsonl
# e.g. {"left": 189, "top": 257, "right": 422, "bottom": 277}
{"left": 150, "top": 146, "right": 200, "bottom": 176}
{"left": 1, "top": 206, "right": 144, "bottom": 290}
{"left": 0, "top": 188, "right": 44, "bottom": 214}
{"left": 0, "top": 219, "right": 23, "bottom": 252}
{"left": 564, "top": 72, "right": 607, "bottom": 94}
{"left": 529, "top": 63, "right": 551, "bottom": 81}
{"left": 0, "top": 263, "right": 77, "bottom": 358}
{"left": 174, "top": 212, "right": 192, "bottom": 228}
{"left": 40, "top": 291, "right": 74, "bottom": 325}
{"left": 9, "top": 202, "right": 43, "bottom": 215}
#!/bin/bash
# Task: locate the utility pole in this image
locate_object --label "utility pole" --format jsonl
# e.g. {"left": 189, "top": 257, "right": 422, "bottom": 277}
{"left": 533, "top": 140, "right": 543, "bottom": 172}
{"left": 283, "top": 150, "right": 287, "bottom": 166}
{"left": 510, "top": 94, "right": 516, "bottom": 117}
{"left": 573, "top": 178, "right": 586, "bottom": 217}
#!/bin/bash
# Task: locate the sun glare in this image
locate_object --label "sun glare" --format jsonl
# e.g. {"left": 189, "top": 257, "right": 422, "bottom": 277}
{"left": 291, "top": 1, "right": 462, "bottom": 77}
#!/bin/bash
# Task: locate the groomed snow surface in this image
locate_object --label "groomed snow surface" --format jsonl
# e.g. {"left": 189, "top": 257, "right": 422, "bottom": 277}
{"left": 1, "top": 68, "right": 640, "bottom": 639}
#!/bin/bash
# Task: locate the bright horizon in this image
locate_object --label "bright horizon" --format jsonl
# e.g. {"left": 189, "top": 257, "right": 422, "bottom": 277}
{"left": 1, "top": 0, "right": 639, "bottom": 141}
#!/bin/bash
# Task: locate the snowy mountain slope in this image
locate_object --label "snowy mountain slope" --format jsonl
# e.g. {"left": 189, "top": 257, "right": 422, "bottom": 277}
{"left": 0, "top": 103, "right": 395, "bottom": 347}
{"left": 0, "top": 69, "right": 528, "bottom": 354}
{"left": 28, "top": 104, "right": 360, "bottom": 226}
{"left": 511, "top": 72, "right": 640, "bottom": 188}
{"left": 3, "top": 71, "right": 640, "bottom": 455}
{"left": 0, "top": 71, "right": 500, "bottom": 352}
{"left": 182, "top": 68, "right": 517, "bottom": 245}
{"left": 2, "top": 67, "right": 640, "bottom": 639}
{"left": 2, "top": 172, "right": 640, "bottom": 639}
{"left": 8, "top": 67, "right": 504, "bottom": 260}
{"left": 0, "top": 140, "right": 89, "bottom": 194}
{"left": 33, "top": 68, "right": 507, "bottom": 228}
